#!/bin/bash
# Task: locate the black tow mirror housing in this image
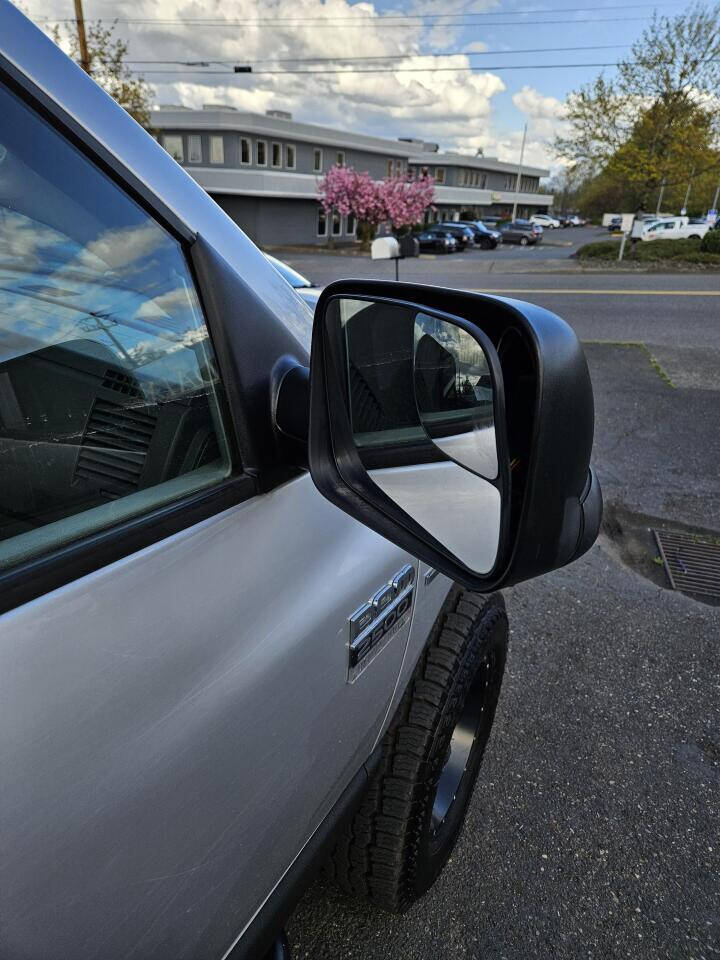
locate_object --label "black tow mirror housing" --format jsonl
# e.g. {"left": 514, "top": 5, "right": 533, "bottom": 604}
{"left": 308, "top": 279, "right": 602, "bottom": 591}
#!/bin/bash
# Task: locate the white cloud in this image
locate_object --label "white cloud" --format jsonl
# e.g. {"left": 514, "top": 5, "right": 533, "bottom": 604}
{"left": 29, "top": 0, "right": 552, "bottom": 161}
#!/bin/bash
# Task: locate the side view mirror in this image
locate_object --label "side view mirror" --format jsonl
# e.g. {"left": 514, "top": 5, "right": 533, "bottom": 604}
{"left": 307, "top": 280, "right": 601, "bottom": 590}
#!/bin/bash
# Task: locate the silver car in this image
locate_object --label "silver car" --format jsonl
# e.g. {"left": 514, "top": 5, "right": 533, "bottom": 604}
{"left": 0, "top": 6, "right": 602, "bottom": 959}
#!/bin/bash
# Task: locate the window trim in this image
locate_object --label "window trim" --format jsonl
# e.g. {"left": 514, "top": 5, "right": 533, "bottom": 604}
{"left": 256, "top": 138, "right": 267, "bottom": 166}
{"left": 240, "top": 136, "right": 251, "bottom": 165}
{"left": 313, "top": 147, "right": 323, "bottom": 173}
{"left": 0, "top": 475, "right": 255, "bottom": 615}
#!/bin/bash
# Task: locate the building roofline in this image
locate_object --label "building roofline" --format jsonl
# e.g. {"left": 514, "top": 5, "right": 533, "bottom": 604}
{"left": 151, "top": 108, "right": 549, "bottom": 177}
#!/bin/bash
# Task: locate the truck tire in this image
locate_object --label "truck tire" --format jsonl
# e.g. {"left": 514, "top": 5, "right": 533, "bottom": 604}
{"left": 327, "top": 589, "right": 508, "bottom": 912}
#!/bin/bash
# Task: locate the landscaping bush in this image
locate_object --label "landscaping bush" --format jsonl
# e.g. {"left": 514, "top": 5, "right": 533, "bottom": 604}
{"left": 576, "top": 240, "right": 620, "bottom": 259}
{"left": 631, "top": 237, "right": 702, "bottom": 259}
{"left": 682, "top": 250, "right": 720, "bottom": 265}
{"left": 700, "top": 228, "right": 720, "bottom": 253}
{"left": 575, "top": 236, "right": 720, "bottom": 265}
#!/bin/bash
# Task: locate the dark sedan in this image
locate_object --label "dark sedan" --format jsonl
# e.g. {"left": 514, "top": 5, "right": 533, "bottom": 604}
{"left": 433, "top": 224, "right": 473, "bottom": 250}
{"left": 445, "top": 221, "right": 499, "bottom": 250}
{"left": 416, "top": 229, "right": 458, "bottom": 253}
{"left": 499, "top": 221, "right": 538, "bottom": 245}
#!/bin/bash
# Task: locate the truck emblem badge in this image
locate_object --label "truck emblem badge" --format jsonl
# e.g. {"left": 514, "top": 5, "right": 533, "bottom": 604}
{"left": 347, "top": 564, "right": 415, "bottom": 682}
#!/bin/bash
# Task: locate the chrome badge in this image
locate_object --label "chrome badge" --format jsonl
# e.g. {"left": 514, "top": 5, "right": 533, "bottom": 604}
{"left": 347, "top": 564, "right": 416, "bottom": 682}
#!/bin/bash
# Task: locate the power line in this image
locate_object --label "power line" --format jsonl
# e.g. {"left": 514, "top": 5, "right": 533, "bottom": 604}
{"left": 35, "top": 4, "right": 683, "bottom": 29}
{"left": 36, "top": 0, "right": 684, "bottom": 24}
{"left": 131, "top": 61, "right": 637, "bottom": 75}
{"left": 125, "top": 44, "right": 632, "bottom": 65}
{"left": 102, "top": 15, "right": 661, "bottom": 33}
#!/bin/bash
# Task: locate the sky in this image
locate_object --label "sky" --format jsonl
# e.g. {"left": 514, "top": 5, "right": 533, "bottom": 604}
{"left": 24, "top": 0, "right": 689, "bottom": 175}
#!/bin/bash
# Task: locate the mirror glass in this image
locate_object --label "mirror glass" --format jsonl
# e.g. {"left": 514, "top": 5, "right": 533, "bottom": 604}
{"left": 328, "top": 296, "right": 502, "bottom": 574}
{"left": 413, "top": 313, "right": 497, "bottom": 479}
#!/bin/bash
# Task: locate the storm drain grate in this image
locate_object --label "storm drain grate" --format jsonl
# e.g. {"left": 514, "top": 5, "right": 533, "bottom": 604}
{"left": 653, "top": 529, "right": 720, "bottom": 599}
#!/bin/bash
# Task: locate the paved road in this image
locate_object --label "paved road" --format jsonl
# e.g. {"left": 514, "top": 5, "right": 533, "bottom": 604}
{"left": 287, "top": 259, "right": 720, "bottom": 959}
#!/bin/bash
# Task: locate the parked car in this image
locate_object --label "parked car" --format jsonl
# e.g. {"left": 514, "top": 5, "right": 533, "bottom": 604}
{"left": 608, "top": 215, "right": 623, "bottom": 232}
{"left": 473, "top": 220, "right": 504, "bottom": 242}
{"left": 440, "top": 221, "right": 498, "bottom": 250}
{"left": 640, "top": 217, "right": 709, "bottom": 241}
{"left": 266, "top": 254, "right": 323, "bottom": 307}
{"left": 0, "top": 7, "right": 602, "bottom": 960}
{"left": 500, "top": 221, "right": 539, "bottom": 245}
{"left": 530, "top": 213, "right": 561, "bottom": 229}
{"left": 480, "top": 215, "right": 504, "bottom": 228}
{"left": 515, "top": 218, "right": 544, "bottom": 241}
{"left": 433, "top": 224, "right": 473, "bottom": 250}
{"left": 416, "top": 229, "right": 458, "bottom": 253}
{"left": 565, "top": 215, "right": 586, "bottom": 227}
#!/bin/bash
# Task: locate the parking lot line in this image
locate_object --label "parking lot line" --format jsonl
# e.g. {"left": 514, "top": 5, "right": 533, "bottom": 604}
{"left": 470, "top": 288, "right": 720, "bottom": 296}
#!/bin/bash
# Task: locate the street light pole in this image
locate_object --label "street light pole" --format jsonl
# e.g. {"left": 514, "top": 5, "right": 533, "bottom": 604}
{"left": 73, "top": 0, "right": 91, "bottom": 74}
{"left": 511, "top": 123, "right": 527, "bottom": 223}
{"left": 712, "top": 182, "right": 720, "bottom": 212}
{"left": 681, "top": 165, "right": 695, "bottom": 215}
{"left": 656, "top": 178, "right": 666, "bottom": 215}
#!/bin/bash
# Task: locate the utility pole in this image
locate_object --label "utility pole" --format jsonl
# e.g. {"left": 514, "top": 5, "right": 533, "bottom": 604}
{"left": 511, "top": 122, "right": 528, "bottom": 223}
{"left": 656, "top": 178, "right": 666, "bottom": 215}
{"left": 712, "top": 182, "right": 720, "bottom": 212}
{"left": 681, "top": 165, "right": 695, "bottom": 215}
{"left": 74, "top": 0, "right": 91, "bottom": 74}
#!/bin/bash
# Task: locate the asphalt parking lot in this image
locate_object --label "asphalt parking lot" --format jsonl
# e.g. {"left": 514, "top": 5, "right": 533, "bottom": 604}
{"left": 286, "top": 249, "right": 720, "bottom": 959}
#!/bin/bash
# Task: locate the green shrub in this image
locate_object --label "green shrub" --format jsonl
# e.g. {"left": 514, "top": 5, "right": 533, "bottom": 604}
{"left": 630, "top": 237, "right": 702, "bottom": 260}
{"left": 682, "top": 251, "right": 720, "bottom": 265}
{"left": 700, "top": 228, "right": 720, "bottom": 253}
{"left": 576, "top": 240, "right": 620, "bottom": 259}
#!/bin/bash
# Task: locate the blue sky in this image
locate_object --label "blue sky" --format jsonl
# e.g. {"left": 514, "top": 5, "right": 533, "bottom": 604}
{"left": 28, "top": 0, "right": 686, "bottom": 171}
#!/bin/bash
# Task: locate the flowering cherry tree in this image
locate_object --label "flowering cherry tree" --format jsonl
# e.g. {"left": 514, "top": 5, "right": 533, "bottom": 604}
{"left": 378, "top": 175, "right": 436, "bottom": 230}
{"left": 318, "top": 165, "right": 434, "bottom": 248}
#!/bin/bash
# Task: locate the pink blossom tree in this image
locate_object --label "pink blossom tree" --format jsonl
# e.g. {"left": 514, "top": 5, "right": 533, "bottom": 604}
{"left": 378, "top": 175, "right": 436, "bottom": 231}
{"left": 318, "top": 165, "right": 435, "bottom": 249}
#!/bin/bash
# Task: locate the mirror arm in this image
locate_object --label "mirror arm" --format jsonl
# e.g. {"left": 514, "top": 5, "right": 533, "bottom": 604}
{"left": 273, "top": 356, "right": 310, "bottom": 469}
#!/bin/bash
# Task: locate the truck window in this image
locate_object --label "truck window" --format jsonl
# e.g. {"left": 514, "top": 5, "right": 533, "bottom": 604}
{"left": 0, "top": 80, "right": 233, "bottom": 571}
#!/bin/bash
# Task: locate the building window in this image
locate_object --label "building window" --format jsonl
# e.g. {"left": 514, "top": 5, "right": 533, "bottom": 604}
{"left": 435, "top": 167, "right": 445, "bottom": 184}
{"left": 317, "top": 207, "right": 328, "bottom": 236}
{"left": 336, "top": 151, "right": 345, "bottom": 167}
{"left": 421, "top": 166, "right": 429, "bottom": 178}
{"left": 332, "top": 212, "right": 342, "bottom": 236}
{"left": 209, "top": 135, "right": 224, "bottom": 164}
{"left": 313, "top": 148, "right": 323, "bottom": 172}
{"left": 396, "top": 159, "right": 404, "bottom": 177}
{"left": 480, "top": 173, "right": 487, "bottom": 188}
{"left": 387, "top": 159, "right": 393, "bottom": 178}
{"left": 256, "top": 140, "right": 267, "bottom": 166}
{"left": 240, "top": 137, "right": 251, "bottom": 164}
{"left": 188, "top": 135, "right": 202, "bottom": 164}
{"left": 285, "top": 144, "right": 296, "bottom": 169}
{"left": 346, "top": 213, "right": 356, "bottom": 235}
{"left": 271, "top": 142, "right": 282, "bottom": 168}
{"left": 163, "top": 134, "right": 184, "bottom": 163}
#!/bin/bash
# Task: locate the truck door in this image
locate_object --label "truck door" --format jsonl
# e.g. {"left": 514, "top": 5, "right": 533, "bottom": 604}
{"left": 0, "top": 69, "right": 413, "bottom": 960}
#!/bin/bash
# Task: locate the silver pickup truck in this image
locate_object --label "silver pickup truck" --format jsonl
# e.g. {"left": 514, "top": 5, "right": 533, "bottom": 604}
{"left": 0, "top": 5, "right": 601, "bottom": 959}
